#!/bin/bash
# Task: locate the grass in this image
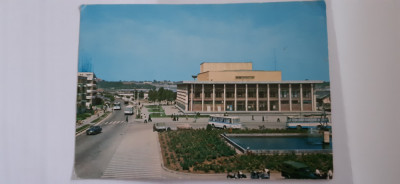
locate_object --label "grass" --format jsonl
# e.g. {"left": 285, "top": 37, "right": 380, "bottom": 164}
{"left": 159, "top": 129, "right": 333, "bottom": 174}
{"left": 92, "top": 112, "right": 110, "bottom": 123}
{"left": 76, "top": 124, "right": 90, "bottom": 133}
{"left": 150, "top": 113, "right": 167, "bottom": 117}
{"left": 76, "top": 113, "right": 92, "bottom": 121}
{"left": 146, "top": 105, "right": 167, "bottom": 117}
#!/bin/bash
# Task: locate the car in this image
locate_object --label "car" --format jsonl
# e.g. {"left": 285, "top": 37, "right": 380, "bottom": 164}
{"left": 280, "top": 161, "right": 318, "bottom": 179}
{"left": 251, "top": 169, "right": 270, "bottom": 179}
{"left": 153, "top": 123, "right": 169, "bottom": 132}
{"left": 86, "top": 126, "right": 102, "bottom": 135}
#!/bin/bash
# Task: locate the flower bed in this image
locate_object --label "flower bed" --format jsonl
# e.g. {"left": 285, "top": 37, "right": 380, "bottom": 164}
{"left": 159, "top": 129, "right": 333, "bottom": 174}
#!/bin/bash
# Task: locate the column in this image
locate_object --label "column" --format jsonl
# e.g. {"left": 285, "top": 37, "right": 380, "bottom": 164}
{"left": 300, "top": 84, "right": 303, "bottom": 111}
{"left": 223, "top": 84, "right": 226, "bottom": 111}
{"left": 267, "top": 84, "right": 270, "bottom": 111}
{"left": 256, "top": 84, "right": 259, "bottom": 111}
{"left": 311, "top": 84, "right": 315, "bottom": 111}
{"left": 234, "top": 84, "right": 237, "bottom": 111}
{"left": 278, "top": 84, "right": 281, "bottom": 112}
{"left": 186, "top": 85, "right": 189, "bottom": 111}
{"left": 289, "top": 84, "right": 292, "bottom": 111}
{"left": 201, "top": 84, "right": 204, "bottom": 111}
{"left": 190, "top": 84, "right": 193, "bottom": 111}
{"left": 245, "top": 84, "right": 248, "bottom": 111}
{"left": 212, "top": 84, "right": 215, "bottom": 112}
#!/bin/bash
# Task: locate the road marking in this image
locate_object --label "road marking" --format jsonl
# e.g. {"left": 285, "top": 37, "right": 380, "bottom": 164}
{"left": 101, "top": 124, "right": 163, "bottom": 179}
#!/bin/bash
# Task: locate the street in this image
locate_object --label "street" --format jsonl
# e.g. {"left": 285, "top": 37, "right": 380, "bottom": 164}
{"left": 74, "top": 102, "right": 286, "bottom": 180}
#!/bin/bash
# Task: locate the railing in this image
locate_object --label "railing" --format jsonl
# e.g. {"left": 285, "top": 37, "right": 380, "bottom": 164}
{"left": 220, "top": 134, "right": 246, "bottom": 153}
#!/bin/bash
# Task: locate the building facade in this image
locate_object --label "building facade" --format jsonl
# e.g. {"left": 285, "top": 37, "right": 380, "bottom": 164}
{"left": 77, "top": 72, "right": 97, "bottom": 108}
{"left": 77, "top": 76, "right": 87, "bottom": 113}
{"left": 176, "top": 62, "right": 322, "bottom": 113}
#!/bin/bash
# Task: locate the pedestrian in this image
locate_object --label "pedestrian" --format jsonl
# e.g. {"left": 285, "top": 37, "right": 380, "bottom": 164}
{"left": 252, "top": 115, "right": 254, "bottom": 120}
{"left": 262, "top": 116, "right": 264, "bottom": 121}
{"left": 315, "top": 169, "right": 321, "bottom": 178}
{"left": 177, "top": 115, "right": 179, "bottom": 121}
{"left": 327, "top": 169, "right": 333, "bottom": 179}
{"left": 126, "top": 116, "right": 128, "bottom": 122}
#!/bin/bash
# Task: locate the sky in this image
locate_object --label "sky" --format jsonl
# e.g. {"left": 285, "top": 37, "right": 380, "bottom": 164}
{"left": 78, "top": 1, "right": 329, "bottom": 81}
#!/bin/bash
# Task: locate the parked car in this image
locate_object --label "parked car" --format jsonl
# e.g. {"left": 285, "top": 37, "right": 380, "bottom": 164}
{"left": 153, "top": 123, "right": 170, "bottom": 132}
{"left": 86, "top": 126, "right": 102, "bottom": 135}
{"left": 280, "top": 161, "right": 318, "bottom": 179}
{"left": 226, "top": 171, "right": 247, "bottom": 179}
{"left": 251, "top": 169, "right": 270, "bottom": 179}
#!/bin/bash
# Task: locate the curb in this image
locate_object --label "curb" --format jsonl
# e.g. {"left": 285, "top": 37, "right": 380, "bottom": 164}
{"left": 75, "top": 112, "right": 112, "bottom": 137}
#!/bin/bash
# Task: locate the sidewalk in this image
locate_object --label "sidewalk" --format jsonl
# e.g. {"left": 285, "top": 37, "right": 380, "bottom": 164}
{"left": 76, "top": 108, "right": 111, "bottom": 129}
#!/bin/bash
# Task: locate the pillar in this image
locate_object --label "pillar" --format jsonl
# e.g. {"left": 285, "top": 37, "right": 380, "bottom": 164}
{"left": 223, "top": 84, "right": 226, "bottom": 111}
{"left": 245, "top": 84, "right": 248, "bottom": 111}
{"left": 190, "top": 84, "right": 194, "bottom": 111}
{"left": 300, "top": 84, "right": 303, "bottom": 111}
{"left": 267, "top": 84, "right": 270, "bottom": 111}
{"left": 212, "top": 84, "right": 215, "bottom": 112}
{"left": 201, "top": 84, "right": 204, "bottom": 111}
{"left": 289, "top": 84, "right": 292, "bottom": 111}
{"left": 311, "top": 83, "right": 315, "bottom": 111}
{"left": 278, "top": 84, "right": 281, "bottom": 112}
{"left": 234, "top": 84, "right": 237, "bottom": 111}
{"left": 256, "top": 84, "right": 259, "bottom": 111}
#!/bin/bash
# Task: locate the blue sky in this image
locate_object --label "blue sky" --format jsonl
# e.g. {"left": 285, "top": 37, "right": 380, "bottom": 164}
{"left": 78, "top": 1, "right": 329, "bottom": 81}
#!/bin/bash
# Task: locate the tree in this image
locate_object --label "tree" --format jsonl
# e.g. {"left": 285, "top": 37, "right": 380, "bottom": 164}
{"left": 139, "top": 91, "right": 144, "bottom": 99}
{"left": 92, "top": 97, "right": 103, "bottom": 106}
{"left": 134, "top": 90, "right": 138, "bottom": 100}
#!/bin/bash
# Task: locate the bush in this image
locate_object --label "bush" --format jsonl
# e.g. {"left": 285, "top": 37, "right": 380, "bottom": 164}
{"left": 206, "top": 124, "right": 212, "bottom": 131}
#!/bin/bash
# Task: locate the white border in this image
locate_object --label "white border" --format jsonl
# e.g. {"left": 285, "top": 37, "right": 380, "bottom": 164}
{"left": 2, "top": 0, "right": 400, "bottom": 184}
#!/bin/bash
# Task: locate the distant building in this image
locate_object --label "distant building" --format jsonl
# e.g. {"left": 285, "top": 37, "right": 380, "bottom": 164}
{"left": 78, "top": 72, "right": 97, "bottom": 108}
{"left": 77, "top": 76, "right": 87, "bottom": 113}
{"left": 316, "top": 91, "right": 331, "bottom": 111}
{"left": 176, "top": 62, "right": 322, "bottom": 113}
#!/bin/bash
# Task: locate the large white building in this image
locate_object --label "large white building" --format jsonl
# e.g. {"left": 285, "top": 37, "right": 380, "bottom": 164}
{"left": 176, "top": 62, "right": 323, "bottom": 113}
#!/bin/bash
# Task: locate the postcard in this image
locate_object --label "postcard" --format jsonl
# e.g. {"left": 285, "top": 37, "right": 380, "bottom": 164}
{"left": 75, "top": 1, "right": 333, "bottom": 181}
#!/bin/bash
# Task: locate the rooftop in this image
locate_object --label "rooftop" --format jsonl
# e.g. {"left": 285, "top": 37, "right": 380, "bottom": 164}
{"left": 177, "top": 80, "right": 324, "bottom": 84}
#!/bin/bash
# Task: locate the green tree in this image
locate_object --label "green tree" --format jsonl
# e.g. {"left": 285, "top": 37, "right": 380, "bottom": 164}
{"left": 139, "top": 91, "right": 144, "bottom": 99}
{"left": 92, "top": 97, "right": 103, "bottom": 106}
{"left": 134, "top": 90, "right": 138, "bottom": 100}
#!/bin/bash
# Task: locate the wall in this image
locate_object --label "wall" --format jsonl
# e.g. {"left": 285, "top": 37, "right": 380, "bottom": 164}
{"left": 198, "top": 71, "right": 282, "bottom": 82}
{"left": 200, "top": 62, "right": 252, "bottom": 73}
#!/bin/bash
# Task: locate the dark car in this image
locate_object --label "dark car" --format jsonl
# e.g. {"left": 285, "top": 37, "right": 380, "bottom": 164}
{"left": 251, "top": 170, "right": 270, "bottom": 179}
{"left": 86, "top": 126, "right": 102, "bottom": 135}
{"left": 280, "top": 161, "right": 318, "bottom": 179}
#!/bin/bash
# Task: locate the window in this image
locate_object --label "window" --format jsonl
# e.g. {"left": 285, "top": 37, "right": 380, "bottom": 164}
{"left": 292, "top": 90, "right": 300, "bottom": 98}
{"left": 281, "top": 90, "right": 289, "bottom": 98}
{"left": 236, "top": 76, "right": 255, "bottom": 79}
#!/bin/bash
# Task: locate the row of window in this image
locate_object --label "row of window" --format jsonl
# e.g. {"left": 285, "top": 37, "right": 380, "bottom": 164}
{"left": 192, "top": 91, "right": 312, "bottom": 98}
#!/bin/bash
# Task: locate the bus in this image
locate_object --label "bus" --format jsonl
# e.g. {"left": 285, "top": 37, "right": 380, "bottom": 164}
{"left": 286, "top": 115, "right": 331, "bottom": 130}
{"left": 208, "top": 115, "right": 242, "bottom": 129}
{"left": 124, "top": 106, "right": 134, "bottom": 115}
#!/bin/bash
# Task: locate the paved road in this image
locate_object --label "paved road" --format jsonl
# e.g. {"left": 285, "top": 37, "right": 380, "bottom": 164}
{"left": 74, "top": 100, "right": 131, "bottom": 178}
{"left": 74, "top": 102, "right": 286, "bottom": 180}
